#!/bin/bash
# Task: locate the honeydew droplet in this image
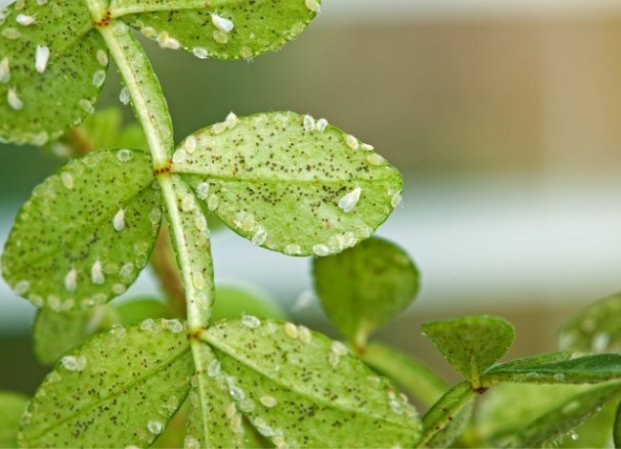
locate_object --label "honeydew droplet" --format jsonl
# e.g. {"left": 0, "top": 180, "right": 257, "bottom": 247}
{"left": 260, "top": 395, "right": 277, "bottom": 408}
{"left": 16, "top": 13, "right": 35, "bottom": 26}
{"left": 119, "top": 87, "right": 130, "bottom": 105}
{"left": 315, "top": 118, "right": 328, "bottom": 132}
{"left": 192, "top": 47, "right": 208, "bottom": 59}
{"left": 79, "top": 99, "right": 94, "bottom": 114}
{"left": 242, "top": 314, "right": 261, "bottom": 329}
{"left": 240, "top": 46, "right": 252, "bottom": 59}
{"left": 345, "top": 134, "right": 359, "bottom": 150}
{"left": 147, "top": 420, "right": 164, "bottom": 435}
{"left": 112, "top": 209, "right": 125, "bottom": 231}
{"left": 140, "top": 318, "right": 155, "bottom": 331}
{"left": 312, "top": 244, "right": 330, "bottom": 257}
{"left": 305, "top": 0, "right": 321, "bottom": 13}
{"left": 112, "top": 284, "right": 126, "bottom": 295}
{"left": 229, "top": 385, "right": 245, "bottom": 402}
{"left": 7, "top": 88, "right": 23, "bottom": 110}
{"left": 391, "top": 191, "right": 402, "bottom": 208}
{"left": 181, "top": 194, "right": 195, "bottom": 212}
{"left": 338, "top": 187, "right": 362, "bottom": 213}
{"left": 303, "top": 114, "right": 315, "bottom": 132}
{"left": 116, "top": 148, "right": 133, "bottom": 162}
{"left": 284, "top": 322, "right": 299, "bottom": 339}
{"left": 64, "top": 269, "right": 77, "bottom": 292}
{"left": 96, "top": 49, "right": 108, "bottom": 66}
{"left": 166, "top": 319, "right": 183, "bottom": 333}
{"left": 251, "top": 227, "right": 267, "bottom": 246}
{"left": 192, "top": 272, "right": 205, "bottom": 290}
{"left": 208, "top": 359, "right": 221, "bottom": 377}
{"left": 14, "top": 280, "right": 29, "bottom": 295}
{"left": 35, "top": 45, "right": 49, "bottom": 73}
{"left": 213, "top": 30, "right": 229, "bottom": 44}
{"left": 91, "top": 260, "right": 105, "bottom": 285}
{"left": 149, "top": 208, "right": 162, "bottom": 225}
{"left": 47, "top": 295, "right": 62, "bottom": 311}
{"left": 196, "top": 182, "right": 210, "bottom": 200}
{"left": 120, "top": 263, "right": 134, "bottom": 280}
{"left": 361, "top": 143, "right": 375, "bottom": 151}
{"left": 331, "top": 341, "right": 348, "bottom": 356}
{"left": 172, "top": 148, "right": 187, "bottom": 164}
{"left": 184, "top": 436, "right": 200, "bottom": 449}
{"left": 194, "top": 214, "right": 208, "bottom": 231}
{"left": 225, "top": 111, "right": 239, "bottom": 128}
{"left": 92, "top": 69, "right": 106, "bottom": 87}
{"left": 184, "top": 135, "right": 197, "bottom": 153}
{"left": 298, "top": 325, "right": 312, "bottom": 344}
{"left": 60, "top": 172, "right": 74, "bottom": 189}
{"left": 212, "top": 121, "right": 228, "bottom": 134}
{"left": 0, "top": 57, "right": 10, "bottom": 84}
{"left": 211, "top": 13, "right": 234, "bottom": 33}
{"left": 207, "top": 194, "right": 219, "bottom": 211}
{"left": 284, "top": 244, "right": 301, "bottom": 255}
{"left": 61, "top": 355, "right": 87, "bottom": 372}
{"left": 367, "top": 154, "right": 385, "bottom": 166}
{"left": 1, "top": 28, "right": 20, "bottom": 39}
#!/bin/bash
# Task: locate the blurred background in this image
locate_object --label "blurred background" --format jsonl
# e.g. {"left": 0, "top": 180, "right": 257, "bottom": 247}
{"left": 2, "top": 0, "right": 621, "bottom": 393}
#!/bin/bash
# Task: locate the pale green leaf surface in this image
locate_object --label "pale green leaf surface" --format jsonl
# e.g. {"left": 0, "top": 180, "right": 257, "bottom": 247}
{"left": 185, "top": 343, "right": 246, "bottom": 448}
{"left": 201, "top": 319, "right": 422, "bottom": 448}
{"left": 313, "top": 237, "right": 419, "bottom": 348}
{"left": 362, "top": 342, "right": 447, "bottom": 407}
{"left": 0, "top": 0, "right": 107, "bottom": 145}
{"left": 421, "top": 316, "right": 514, "bottom": 384}
{"left": 111, "top": 0, "right": 319, "bottom": 60}
{"left": 2, "top": 149, "right": 161, "bottom": 310}
{"left": 176, "top": 112, "right": 402, "bottom": 257}
{"left": 483, "top": 354, "right": 621, "bottom": 385}
{"left": 559, "top": 292, "right": 621, "bottom": 353}
{"left": 505, "top": 383, "right": 621, "bottom": 448}
{"left": 19, "top": 319, "right": 193, "bottom": 448}
{"left": 0, "top": 391, "right": 28, "bottom": 448}
{"left": 33, "top": 299, "right": 170, "bottom": 365}
{"left": 213, "top": 283, "right": 286, "bottom": 321}
{"left": 421, "top": 382, "right": 474, "bottom": 446}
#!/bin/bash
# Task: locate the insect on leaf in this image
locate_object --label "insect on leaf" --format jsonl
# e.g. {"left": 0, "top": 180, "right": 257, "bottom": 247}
{"left": 421, "top": 315, "right": 514, "bottom": 386}
{"left": 0, "top": 0, "right": 108, "bottom": 145}
{"left": 0, "top": 391, "right": 28, "bottom": 449}
{"left": 1, "top": 149, "right": 161, "bottom": 311}
{"left": 200, "top": 318, "right": 422, "bottom": 448}
{"left": 174, "top": 112, "right": 403, "bottom": 257}
{"left": 111, "top": 0, "right": 320, "bottom": 60}
{"left": 19, "top": 319, "right": 193, "bottom": 448}
{"left": 313, "top": 237, "right": 419, "bottom": 349}
{"left": 559, "top": 292, "right": 621, "bottom": 354}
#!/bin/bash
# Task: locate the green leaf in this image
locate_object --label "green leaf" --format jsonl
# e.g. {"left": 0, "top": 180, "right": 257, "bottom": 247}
{"left": 0, "top": 391, "right": 28, "bottom": 448}
{"left": 33, "top": 298, "right": 171, "bottom": 365}
{"left": 0, "top": 0, "right": 107, "bottom": 145}
{"left": 2, "top": 149, "right": 161, "bottom": 310}
{"left": 560, "top": 292, "right": 621, "bottom": 353}
{"left": 201, "top": 318, "right": 422, "bottom": 448}
{"left": 175, "top": 112, "right": 403, "bottom": 257}
{"left": 614, "top": 399, "right": 621, "bottom": 448}
{"left": 426, "top": 399, "right": 474, "bottom": 448}
{"left": 313, "top": 237, "right": 419, "bottom": 348}
{"left": 111, "top": 0, "right": 319, "bottom": 60}
{"left": 362, "top": 342, "right": 447, "bottom": 407}
{"left": 483, "top": 354, "right": 621, "bottom": 385}
{"left": 486, "top": 351, "right": 573, "bottom": 372}
{"left": 213, "top": 282, "right": 286, "bottom": 321}
{"left": 19, "top": 319, "right": 193, "bottom": 448}
{"left": 421, "top": 316, "right": 515, "bottom": 386}
{"left": 504, "top": 383, "right": 621, "bottom": 448}
{"left": 421, "top": 382, "right": 474, "bottom": 447}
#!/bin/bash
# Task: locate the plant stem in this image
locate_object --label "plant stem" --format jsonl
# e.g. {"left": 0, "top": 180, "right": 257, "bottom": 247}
{"left": 86, "top": 13, "right": 213, "bottom": 330}
{"left": 150, "top": 225, "right": 186, "bottom": 316}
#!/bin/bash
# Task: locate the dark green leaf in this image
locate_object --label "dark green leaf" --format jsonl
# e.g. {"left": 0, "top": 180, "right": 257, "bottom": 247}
{"left": 421, "top": 382, "right": 474, "bottom": 446}
{"left": 421, "top": 316, "right": 514, "bottom": 386}
{"left": 111, "top": 0, "right": 319, "bottom": 60}
{"left": 213, "top": 283, "right": 286, "bottom": 321}
{"left": 2, "top": 149, "right": 161, "bottom": 310}
{"left": 19, "top": 319, "right": 193, "bottom": 448}
{"left": 201, "top": 319, "right": 422, "bottom": 447}
{"left": 0, "top": 0, "right": 106, "bottom": 145}
{"left": 560, "top": 292, "right": 621, "bottom": 353}
{"left": 487, "top": 351, "right": 572, "bottom": 372}
{"left": 176, "top": 112, "right": 403, "bottom": 257}
{"left": 362, "top": 342, "right": 447, "bottom": 407}
{"left": 484, "top": 354, "right": 621, "bottom": 385}
{"left": 0, "top": 391, "right": 28, "bottom": 448}
{"left": 313, "top": 237, "right": 419, "bottom": 348}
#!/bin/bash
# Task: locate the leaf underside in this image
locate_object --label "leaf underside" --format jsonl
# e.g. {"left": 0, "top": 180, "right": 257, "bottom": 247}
{"left": 113, "top": 0, "right": 319, "bottom": 60}
{"left": 0, "top": 0, "right": 107, "bottom": 145}
{"left": 421, "top": 315, "right": 515, "bottom": 384}
{"left": 19, "top": 320, "right": 193, "bottom": 448}
{"left": 1, "top": 149, "right": 161, "bottom": 311}
{"left": 201, "top": 318, "right": 422, "bottom": 448}
{"left": 313, "top": 237, "right": 419, "bottom": 346}
{"left": 175, "top": 112, "right": 403, "bottom": 257}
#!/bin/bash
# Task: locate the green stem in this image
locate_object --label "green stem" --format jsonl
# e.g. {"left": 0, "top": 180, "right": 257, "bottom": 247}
{"left": 86, "top": 12, "right": 213, "bottom": 330}
{"left": 421, "top": 382, "right": 474, "bottom": 446}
